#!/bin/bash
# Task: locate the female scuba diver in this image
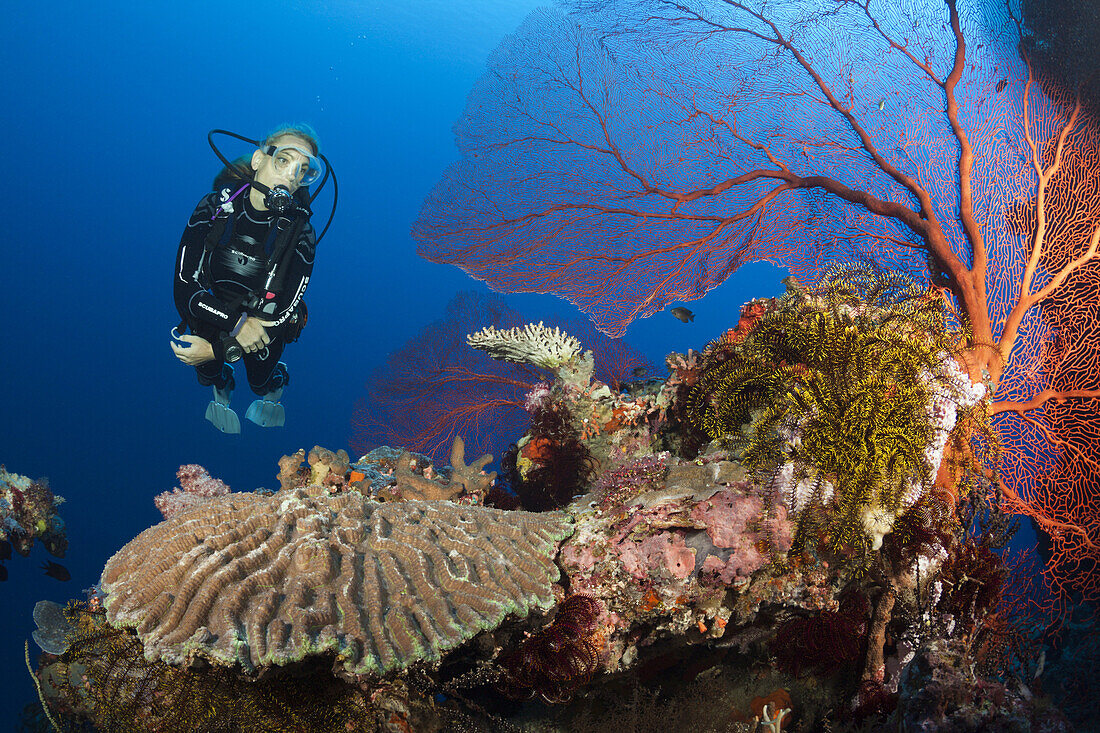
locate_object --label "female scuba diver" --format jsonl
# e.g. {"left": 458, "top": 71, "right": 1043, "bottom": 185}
{"left": 170, "top": 125, "right": 335, "bottom": 433}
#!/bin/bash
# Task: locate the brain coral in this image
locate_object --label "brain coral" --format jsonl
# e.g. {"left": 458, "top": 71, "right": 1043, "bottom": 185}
{"left": 100, "top": 484, "right": 573, "bottom": 677}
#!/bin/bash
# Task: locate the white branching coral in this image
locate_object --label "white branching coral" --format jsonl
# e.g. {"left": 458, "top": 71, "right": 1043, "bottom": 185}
{"left": 467, "top": 322, "right": 581, "bottom": 370}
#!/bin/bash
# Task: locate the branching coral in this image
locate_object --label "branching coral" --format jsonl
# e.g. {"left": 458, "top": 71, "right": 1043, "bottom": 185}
{"left": 467, "top": 321, "right": 582, "bottom": 371}
{"left": 498, "top": 594, "right": 604, "bottom": 704}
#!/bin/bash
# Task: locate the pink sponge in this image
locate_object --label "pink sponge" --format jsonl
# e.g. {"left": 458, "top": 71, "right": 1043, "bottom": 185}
{"left": 691, "top": 489, "right": 762, "bottom": 547}
{"left": 618, "top": 532, "right": 696, "bottom": 580}
{"left": 691, "top": 489, "right": 795, "bottom": 583}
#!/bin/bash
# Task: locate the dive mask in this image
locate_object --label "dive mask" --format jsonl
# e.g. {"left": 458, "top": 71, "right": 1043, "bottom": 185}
{"left": 265, "top": 144, "right": 324, "bottom": 187}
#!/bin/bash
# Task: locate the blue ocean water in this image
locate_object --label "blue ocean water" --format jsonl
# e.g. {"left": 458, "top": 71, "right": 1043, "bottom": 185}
{"left": 1, "top": 1, "right": 785, "bottom": 725}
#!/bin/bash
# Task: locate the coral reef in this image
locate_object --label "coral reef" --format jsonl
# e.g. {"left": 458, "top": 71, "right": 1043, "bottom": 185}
{"left": 339, "top": 438, "right": 496, "bottom": 504}
{"left": 36, "top": 271, "right": 1077, "bottom": 730}
{"left": 559, "top": 453, "right": 807, "bottom": 674}
{"left": 889, "top": 639, "right": 1072, "bottom": 731}
{"left": 100, "top": 485, "right": 572, "bottom": 677}
{"left": 0, "top": 464, "right": 67, "bottom": 558}
{"left": 153, "top": 464, "right": 232, "bottom": 520}
{"left": 683, "top": 266, "right": 982, "bottom": 564}
{"left": 458, "top": 298, "right": 1068, "bottom": 729}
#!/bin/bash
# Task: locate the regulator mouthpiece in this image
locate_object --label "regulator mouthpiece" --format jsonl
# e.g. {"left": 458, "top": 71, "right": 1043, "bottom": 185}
{"left": 265, "top": 185, "right": 294, "bottom": 214}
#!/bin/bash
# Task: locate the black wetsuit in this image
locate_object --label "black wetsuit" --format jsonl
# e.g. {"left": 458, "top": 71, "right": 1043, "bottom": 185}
{"left": 174, "top": 185, "right": 315, "bottom": 394}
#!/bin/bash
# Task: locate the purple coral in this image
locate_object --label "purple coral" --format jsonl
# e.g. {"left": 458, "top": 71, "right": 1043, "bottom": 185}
{"left": 153, "top": 465, "right": 231, "bottom": 521}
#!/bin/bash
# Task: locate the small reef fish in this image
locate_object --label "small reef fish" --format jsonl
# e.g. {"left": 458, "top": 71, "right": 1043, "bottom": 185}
{"left": 632, "top": 366, "right": 648, "bottom": 378}
{"left": 876, "top": 99, "right": 885, "bottom": 110}
{"left": 671, "top": 306, "right": 695, "bottom": 323}
{"left": 996, "top": 78, "right": 1007, "bottom": 93}
{"left": 0, "top": 539, "right": 10, "bottom": 561}
{"left": 42, "top": 560, "right": 70, "bottom": 582}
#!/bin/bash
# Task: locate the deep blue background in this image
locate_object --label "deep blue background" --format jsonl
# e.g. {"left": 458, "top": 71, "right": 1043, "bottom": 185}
{"left": 0, "top": 1, "right": 783, "bottom": 724}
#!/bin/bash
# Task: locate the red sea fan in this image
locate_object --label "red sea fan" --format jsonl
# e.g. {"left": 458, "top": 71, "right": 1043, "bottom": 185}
{"left": 350, "top": 291, "right": 535, "bottom": 465}
{"left": 351, "top": 292, "right": 656, "bottom": 467}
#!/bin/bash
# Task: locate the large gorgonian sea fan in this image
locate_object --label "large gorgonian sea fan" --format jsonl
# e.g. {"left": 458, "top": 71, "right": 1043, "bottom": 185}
{"left": 414, "top": 1, "right": 1018, "bottom": 338}
{"left": 416, "top": 0, "right": 1100, "bottom": 607}
{"left": 687, "top": 264, "right": 973, "bottom": 560}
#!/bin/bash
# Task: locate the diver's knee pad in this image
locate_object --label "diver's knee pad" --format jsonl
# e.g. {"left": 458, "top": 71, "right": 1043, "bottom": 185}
{"left": 251, "top": 361, "right": 289, "bottom": 396}
{"left": 198, "top": 362, "right": 235, "bottom": 391}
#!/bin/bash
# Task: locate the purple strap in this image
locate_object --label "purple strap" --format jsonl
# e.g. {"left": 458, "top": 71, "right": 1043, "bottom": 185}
{"left": 210, "top": 183, "right": 250, "bottom": 221}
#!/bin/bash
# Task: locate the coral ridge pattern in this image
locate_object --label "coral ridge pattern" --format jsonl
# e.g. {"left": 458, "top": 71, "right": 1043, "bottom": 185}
{"left": 100, "top": 485, "right": 572, "bottom": 677}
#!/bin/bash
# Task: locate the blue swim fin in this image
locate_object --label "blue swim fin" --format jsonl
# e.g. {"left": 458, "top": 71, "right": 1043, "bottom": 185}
{"left": 245, "top": 387, "right": 285, "bottom": 427}
{"left": 205, "top": 383, "right": 240, "bottom": 434}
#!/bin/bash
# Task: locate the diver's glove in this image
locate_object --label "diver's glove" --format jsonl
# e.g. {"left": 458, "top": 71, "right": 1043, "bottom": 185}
{"left": 245, "top": 386, "right": 285, "bottom": 428}
{"left": 205, "top": 379, "right": 241, "bottom": 434}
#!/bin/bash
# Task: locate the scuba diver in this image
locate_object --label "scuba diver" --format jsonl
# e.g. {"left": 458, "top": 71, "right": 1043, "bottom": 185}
{"left": 170, "top": 125, "right": 336, "bottom": 433}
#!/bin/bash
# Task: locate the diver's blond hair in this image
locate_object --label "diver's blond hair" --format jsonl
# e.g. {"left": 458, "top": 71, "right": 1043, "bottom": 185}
{"left": 263, "top": 123, "right": 320, "bottom": 155}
